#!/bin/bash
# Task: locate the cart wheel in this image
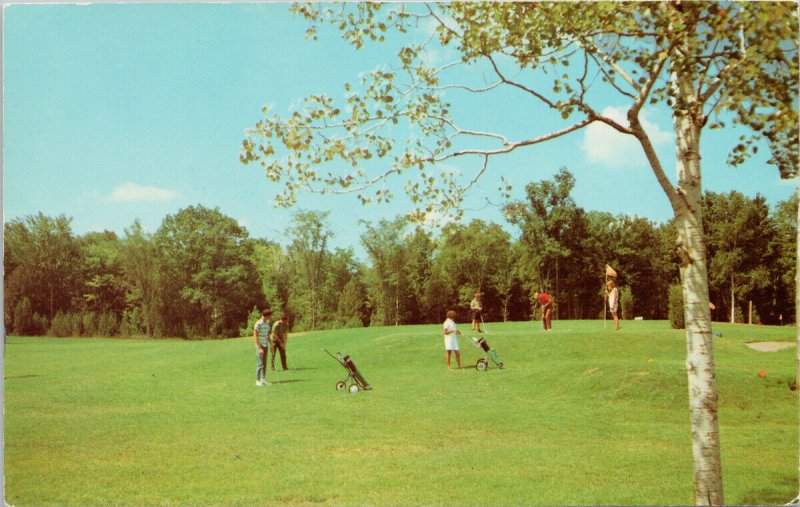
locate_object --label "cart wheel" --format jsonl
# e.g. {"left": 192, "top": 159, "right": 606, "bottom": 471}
{"left": 336, "top": 382, "right": 346, "bottom": 391}
{"left": 349, "top": 384, "right": 360, "bottom": 394}
{"left": 476, "top": 359, "right": 488, "bottom": 371}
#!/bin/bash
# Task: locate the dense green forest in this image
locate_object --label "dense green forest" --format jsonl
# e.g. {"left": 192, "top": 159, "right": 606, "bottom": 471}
{"left": 4, "top": 170, "right": 797, "bottom": 338}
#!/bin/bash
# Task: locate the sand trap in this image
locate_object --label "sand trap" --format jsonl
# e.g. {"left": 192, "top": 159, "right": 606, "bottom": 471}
{"left": 745, "top": 341, "right": 796, "bottom": 352}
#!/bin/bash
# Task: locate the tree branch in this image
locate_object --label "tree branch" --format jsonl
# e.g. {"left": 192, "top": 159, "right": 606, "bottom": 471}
{"left": 431, "top": 118, "right": 595, "bottom": 162}
{"left": 583, "top": 35, "right": 639, "bottom": 93}
{"left": 631, "top": 50, "right": 670, "bottom": 118}
{"left": 486, "top": 55, "right": 559, "bottom": 109}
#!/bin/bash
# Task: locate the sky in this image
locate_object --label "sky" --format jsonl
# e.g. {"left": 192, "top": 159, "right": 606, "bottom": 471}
{"left": 3, "top": 2, "right": 798, "bottom": 260}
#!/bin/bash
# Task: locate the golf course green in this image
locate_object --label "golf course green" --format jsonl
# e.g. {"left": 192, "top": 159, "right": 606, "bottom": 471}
{"left": 4, "top": 320, "right": 797, "bottom": 505}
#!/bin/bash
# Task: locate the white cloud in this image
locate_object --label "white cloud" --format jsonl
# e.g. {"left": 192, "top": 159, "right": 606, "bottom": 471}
{"left": 420, "top": 208, "right": 457, "bottom": 229}
{"left": 106, "top": 183, "right": 179, "bottom": 203}
{"left": 582, "top": 106, "right": 673, "bottom": 169}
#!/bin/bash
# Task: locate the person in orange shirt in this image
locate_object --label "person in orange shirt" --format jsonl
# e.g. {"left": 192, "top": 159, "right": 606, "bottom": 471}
{"left": 536, "top": 292, "right": 553, "bottom": 331}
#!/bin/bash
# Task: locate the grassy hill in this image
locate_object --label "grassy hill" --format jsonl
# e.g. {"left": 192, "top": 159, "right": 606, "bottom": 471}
{"left": 4, "top": 320, "right": 797, "bottom": 505}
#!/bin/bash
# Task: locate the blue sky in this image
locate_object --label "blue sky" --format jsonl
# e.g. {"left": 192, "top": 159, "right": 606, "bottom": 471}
{"left": 4, "top": 3, "right": 797, "bottom": 259}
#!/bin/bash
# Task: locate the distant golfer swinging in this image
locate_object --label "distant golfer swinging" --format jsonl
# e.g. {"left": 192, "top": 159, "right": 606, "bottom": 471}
{"left": 470, "top": 292, "right": 484, "bottom": 333}
{"left": 270, "top": 313, "right": 290, "bottom": 371}
{"left": 537, "top": 292, "right": 553, "bottom": 331}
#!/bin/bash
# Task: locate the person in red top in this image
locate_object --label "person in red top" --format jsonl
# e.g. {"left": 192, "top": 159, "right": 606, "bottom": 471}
{"left": 537, "top": 292, "right": 553, "bottom": 331}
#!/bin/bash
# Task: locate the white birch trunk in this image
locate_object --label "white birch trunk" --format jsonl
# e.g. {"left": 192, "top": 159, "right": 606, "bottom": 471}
{"left": 672, "top": 69, "right": 724, "bottom": 505}
{"left": 795, "top": 184, "right": 799, "bottom": 393}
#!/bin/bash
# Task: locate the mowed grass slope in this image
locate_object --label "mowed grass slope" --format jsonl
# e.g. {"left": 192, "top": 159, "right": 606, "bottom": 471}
{"left": 4, "top": 321, "right": 797, "bottom": 506}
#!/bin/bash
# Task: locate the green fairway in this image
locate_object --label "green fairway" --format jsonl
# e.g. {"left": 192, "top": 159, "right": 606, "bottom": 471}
{"left": 4, "top": 320, "right": 797, "bottom": 506}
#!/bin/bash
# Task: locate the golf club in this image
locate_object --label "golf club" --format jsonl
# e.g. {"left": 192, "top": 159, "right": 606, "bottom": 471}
{"left": 272, "top": 354, "right": 281, "bottom": 385}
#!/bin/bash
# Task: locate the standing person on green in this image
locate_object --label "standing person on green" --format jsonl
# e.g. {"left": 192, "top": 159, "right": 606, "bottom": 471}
{"left": 443, "top": 310, "right": 462, "bottom": 370}
{"left": 470, "top": 292, "right": 484, "bottom": 333}
{"left": 537, "top": 292, "right": 553, "bottom": 331}
{"left": 607, "top": 280, "right": 620, "bottom": 331}
{"left": 253, "top": 309, "right": 273, "bottom": 386}
{"left": 270, "top": 313, "right": 290, "bottom": 371}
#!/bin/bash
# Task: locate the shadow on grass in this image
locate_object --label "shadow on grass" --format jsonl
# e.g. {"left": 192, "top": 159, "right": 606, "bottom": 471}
{"left": 739, "top": 475, "right": 797, "bottom": 505}
{"left": 741, "top": 488, "right": 797, "bottom": 505}
{"left": 266, "top": 379, "right": 306, "bottom": 385}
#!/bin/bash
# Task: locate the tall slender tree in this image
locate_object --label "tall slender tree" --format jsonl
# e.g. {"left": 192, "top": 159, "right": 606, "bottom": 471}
{"left": 703, "top": 191, "right": 774, "bottom": 323}
{"left": 121, "top": 220, "right": 159, "bottom": 337}
{"left": 361, "top": 217, "right": 409, "bottom": 326}
{"left": 287, "top": 210, "right": 332, "bottom": 330}
{"left": 242, "top": 4, "right": 798, "bottom": 502}
{"left": 506, "top": 167, "right": 581, "bottom": 315}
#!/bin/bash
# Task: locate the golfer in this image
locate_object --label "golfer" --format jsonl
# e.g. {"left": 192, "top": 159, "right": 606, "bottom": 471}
{"left": 470, "top": 292, "right": 484, "bottom": 333}
{"left": 270, "top": 313, "right": 290, "bottom": 371}
{"left": 253, "top": 309, "right": 273, "bottom": 386}
{"left": 443, "top": 310, "right": 462, "bottom": 370}
{"left": 607, "top": 280, "right": 620, "bottom": 330}
{"left": 537, "top": 292, "right": 553, "bottom": 331}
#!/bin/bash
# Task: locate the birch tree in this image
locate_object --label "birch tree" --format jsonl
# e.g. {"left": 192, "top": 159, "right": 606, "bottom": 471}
{"left": 121, "top": 221, "right": 159, "bottom": 337}
{"left": 287, "top": 210, "right": 332, "bottom": 330}
{"left": 360, "top": 217, "right": 408, "bottom": 326}
{"left": 241, "top": 3, "right": 798, "bottom": 503}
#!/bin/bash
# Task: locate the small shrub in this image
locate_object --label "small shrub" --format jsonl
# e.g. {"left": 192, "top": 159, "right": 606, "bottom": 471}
{"left": 69, "top": 313, "right": 83, "bottom": 337}
{"left": 13, "top": 298, "right": 34, "bottom": 336}
{"left": 340, "top": 317, "right": 365, "bottom": 329}
{"left": 182, "top": 323, "right": 205, "bottom": 340}
{"left": 121, "top": 307, "right": 143, "bottom": 336}
{"left": 82, "top": 312, "right": 98, "bottom": 337}
{"left": 239, "top": 306, "right": 262, "bottom": 337}
{"left": 32, "top": 314, "right": 49, "bottom": 336}
{"left": 49, "top": 312, "right": 72, "bottom": 337}
{"left": 751, "top": 308, "right": 762, "bottom": 325}
{"left": 734, "top": 306, "right": 745, "bottom": 324}
{"left": 620, "top": 287, "right": 635, "bottom": 321}
{"left": 97, "top": 312, "right": 119, "bottom": 337}
{"left": 668, "top": 285, "right": 685, "bottom": 329}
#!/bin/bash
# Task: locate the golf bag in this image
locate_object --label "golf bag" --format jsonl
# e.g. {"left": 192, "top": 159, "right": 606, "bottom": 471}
{"left": 322, "top": 348, "right": 373, "bottom": 393}
{"left": 471, "top": 336, "right": 504, "bottom": 371}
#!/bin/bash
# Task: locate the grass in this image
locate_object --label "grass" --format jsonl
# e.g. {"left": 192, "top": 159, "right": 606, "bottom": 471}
{"left": 4, "top": 320, "right": 798, "bottom": 506}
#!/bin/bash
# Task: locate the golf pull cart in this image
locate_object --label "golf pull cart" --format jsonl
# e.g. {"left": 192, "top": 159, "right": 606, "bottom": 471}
{"left": 322, "top": 348, "right": 373, "bottom": 393}
{"left": 471, "top": 336, "right": 504, "bottom": 371}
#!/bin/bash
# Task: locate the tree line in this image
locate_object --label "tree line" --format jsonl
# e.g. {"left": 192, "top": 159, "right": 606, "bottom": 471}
{"left": 4, "top": 169, "right": 797, "bottom": 338}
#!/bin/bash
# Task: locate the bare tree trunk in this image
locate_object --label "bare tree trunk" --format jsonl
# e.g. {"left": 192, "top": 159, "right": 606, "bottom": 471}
{"left": 730, "top": 277, "right": 735, "bottom": 323}
{"left": 555, "top": 257, "right": 559, "bottom": 321}
{"left": 144, "top": 302, "right": 151, "bottom": 337}
{"left": 795, "top": 186, "right": 799, "bottom": 503}
{"left": 672, "top": 73, "right": 724, "bottom": 505}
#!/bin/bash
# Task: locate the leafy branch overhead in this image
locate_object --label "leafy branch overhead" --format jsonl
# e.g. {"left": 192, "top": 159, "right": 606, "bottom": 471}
{"left": 241, "top": 2, "right": 798, "bottom": 221}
